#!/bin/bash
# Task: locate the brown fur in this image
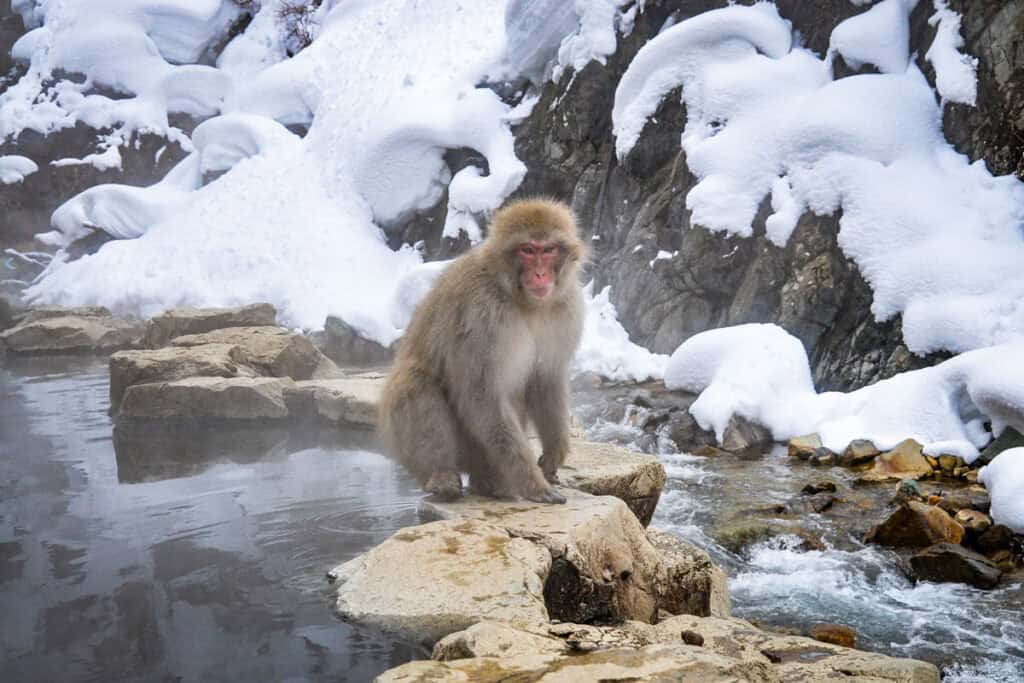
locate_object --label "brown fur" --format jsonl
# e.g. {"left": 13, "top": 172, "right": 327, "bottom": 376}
{"left": 379, "top": 197, "right": 587, "bottom": 502}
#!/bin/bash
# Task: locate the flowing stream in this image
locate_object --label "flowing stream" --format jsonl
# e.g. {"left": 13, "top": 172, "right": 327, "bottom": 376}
{"left": 1, "top": 359, "right": 1022, "bottom": 681}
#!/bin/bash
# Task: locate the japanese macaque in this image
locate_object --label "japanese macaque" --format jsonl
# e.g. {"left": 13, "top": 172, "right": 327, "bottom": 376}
{"left": 380, "top": 198, "right": 587, "bottom": 504}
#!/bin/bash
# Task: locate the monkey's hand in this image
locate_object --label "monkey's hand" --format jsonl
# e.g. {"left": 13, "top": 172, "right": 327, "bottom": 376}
{"left": 537, "top": 452, "right": 564, "bottom": 484}
{"left": 526, "top": 487, "right": 566, "bottom": 505}
{"left": 425, "top": 470, "right": 463, "bottom": 501}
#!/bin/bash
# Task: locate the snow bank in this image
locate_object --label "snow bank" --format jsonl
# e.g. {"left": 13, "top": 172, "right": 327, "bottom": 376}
{"left": 979, "top": 449, "right": 1024, "bottom": 534}
{"left": 390, "top": 262, "right": 666, "bottom": 383}
{"left": 665, "top": 324, "right": 1024, "bottom": 464}
{"left": 2, "top": 0, "right": 241, "bottom": 146}
{"left": 925, "top": 0, "right": 978, "bottom": 105}
{"left": 613, "top": 2, "right": 1024, "bottom": 356}
{"left": 23, "top": 0, "right": 519, "bottom": 345}
{"left": 0, "top": 155, "right": 38, "bottom": 184}
{"left": 575, "top": 284, "right": 668, "bottom": 382}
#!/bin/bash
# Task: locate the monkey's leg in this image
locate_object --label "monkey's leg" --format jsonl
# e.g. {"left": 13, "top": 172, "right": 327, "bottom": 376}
{"left": 528, "top": 374, "right": 571, "bottom": 484}
{"left": 386, "top": 384, "right": 463, "bottom": 501}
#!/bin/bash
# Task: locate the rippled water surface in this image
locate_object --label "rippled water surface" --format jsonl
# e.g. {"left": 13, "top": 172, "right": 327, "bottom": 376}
{"left": 0, "top": 357, "right": 424, "bottom": 682}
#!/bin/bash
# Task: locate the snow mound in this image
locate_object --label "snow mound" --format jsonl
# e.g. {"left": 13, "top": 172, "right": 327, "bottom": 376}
{"left": 612, "top": 1, "right": 1024, "bottom": 356}
{"left": 0, "top": 155, "right": 38, "bottom": 184}
{"left": 665, "top": 323, "right": 1024, "bottom": 464}
{"left": 23, "top": 0, "right": 520, "bottom": 345}
{"left": 979, "top": 449, "right": 1024, "bottom": 534}
{"left": 925, "top": 0, "right": 978, "bottom": 105}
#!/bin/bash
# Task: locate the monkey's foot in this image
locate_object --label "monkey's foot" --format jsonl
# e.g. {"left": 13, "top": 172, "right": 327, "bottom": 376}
{"left": 541, "top": 470, "right": 561, "bottom": 485}
{"left": 525, "top": 487, "right": 566, "bottom": 505}
{"left": 537, "top": 453, "right": 564, "bottom": 484}
{"left": 425, "top": 471, "right": 463, "bottom": 501}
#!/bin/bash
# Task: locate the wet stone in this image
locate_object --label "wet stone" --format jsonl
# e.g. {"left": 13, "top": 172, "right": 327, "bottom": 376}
{"left": 910, "top": 543, "right": 1002, "bottom": 590}
{"left": 860, "top": 439, "right": 933, "bottom": 482}
{"left": 808, "top": 623, "right": 857, "bottom": 649}
{"left": 809, "top": 447, "right": 837, "bottom": 466}
{"left": 839, "top": 439, "right": 879, "bottom": 467}
{"left": 801, "top": 481, "right": 837, "bottom": 495}
{"left": 865, "top": 501, "right": 964, "bottom": 548}
{"left": 788, "top": 434, "right": 822, "bottom": 459}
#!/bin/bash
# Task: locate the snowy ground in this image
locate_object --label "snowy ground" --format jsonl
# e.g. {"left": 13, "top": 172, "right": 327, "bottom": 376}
{"left": 3, "top": 2, "right": 1024, "bottom": 521}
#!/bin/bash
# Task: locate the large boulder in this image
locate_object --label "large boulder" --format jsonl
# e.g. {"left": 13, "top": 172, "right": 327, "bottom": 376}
{"left": 1, "top": 307, "right": 142, "bottom": 355}
{"left": 420, "top": 490, "right": 727, "bottom": 624}
{"left": 646, "top": 528, "right": 730, "bottom": 618}
{"left": 143, "top": 303, "right": 277, "bottom": 348}
{"left": 327, "top": 518, "right": 550, "bottom": 645}
{"left": 909, "top": 543, "right": 1003, "bottom": 589}
{"left": 557, "top": 440, "right": 666, "bottom": 525}
{"left": 865, "top": 501, "right": 965, "bottom": 548}
{"left": 109, "top": 343, "right": 256, "bottom": 410}
{"left": 119, "top": 376, "right": 295, "bottom": 421}
{"left": 171, "top": 326, "right": 323, "bottom": 380}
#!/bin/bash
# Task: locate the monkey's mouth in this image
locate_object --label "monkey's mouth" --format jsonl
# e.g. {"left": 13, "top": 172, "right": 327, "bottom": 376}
{"left": 525, "top": 283, "right": 553, "bottom": 299}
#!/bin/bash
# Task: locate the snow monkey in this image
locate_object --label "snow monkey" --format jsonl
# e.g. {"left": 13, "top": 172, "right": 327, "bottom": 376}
{"left": 380, "top": 198, "right": 587, "bottom": 504}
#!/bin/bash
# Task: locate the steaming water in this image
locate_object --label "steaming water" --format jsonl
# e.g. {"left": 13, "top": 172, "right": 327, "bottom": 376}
{"left": 0, "top": 357, "right": 425, "bottom": 682}
{"left": 3, "top": 361, "right": 1022, "bottom": 681}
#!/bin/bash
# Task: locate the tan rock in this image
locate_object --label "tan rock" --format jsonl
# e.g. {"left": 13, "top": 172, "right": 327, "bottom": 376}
{"left": 808, "top": 623, "right": 857, "bottom": 648}
{"left": 380, "top": 643, "right": 775, "bottom": 683}
{"left": 172, "top": 326, "right": 322, "bottom": 379}
{"left": 109, "top": 343, "right": 256, "bottom": 410}
{"left": 788, "top": 434, "right": 821, "bottom": 459}
{"left": 407, "top": 616, "right": 938, "bottom": 683}
{"left": 557, "top": 441, "right": 666, "bottom": 526}
{"left": 646, "top": 528, "right": 731, "bottom": 618}
{"left": 22, "top": 305, "right": 113, "bottom": 322}
{"left": 861, "top": 439, "right": 933, "bottom": 482}
{"left": 865, "top": 501, "right": 965, "bottom": 548}
{"left": 328, "top": 519, "right": 550, "bottom": 644}
{"left": 144, "top": 303, "right": 277, "bottom": 348}
{"left": 286, "top": 377, "right": 383, "bottom": 426}
{"left": 420, "top": 490, "right": 708, "bottom": 624}
{"left": 839, "top": 439, "right": 880, "bottom": 466}
{"left": 1, "top": 313, "right": 142, "bottom": 354}
{"left": 120, "top": 376, "right": 295, "bottom": 420}
{"left": 955, "top": 509, "right": 993, "bottom": 535}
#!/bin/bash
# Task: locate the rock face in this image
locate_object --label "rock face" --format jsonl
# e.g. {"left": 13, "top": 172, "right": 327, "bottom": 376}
{"left": 284, "top": 376, "right": 383, "bottom": 427}
{"left": 119, "top": 377, "right": 295, "bottom": 421}
{"left": 143, "top": 303, "right": 277, "bottom": 348}
{"left": 328, "top": 518, "right": 551, "bottom": 645}
{"left": 909, "top": 543, "right": 1002, "bottom": 589}
{"left": 556, "top": 440, "right": 666, "bottom": 525}
{"left": 646, "top": 528, "right": 730, "bottom": 618}
{"left": 420, "top": 490, "right": 728, "bottom": 625}
{"left": 389, "top": 615, "right": 939, "bottom": 683}
{"left": 316, "top": 315, "right": 393, "bottom": 366}
{"left": 109, "top": 344, "right": 256, "bottom": 410}
{"left": 171, "top": 326, "right": 323, "bottom": 380}
{"left": 865, "top": 501, "right": 965, "bottom": 548}
{"left": 0, "top": 307, "right": 142, "bottom": 354}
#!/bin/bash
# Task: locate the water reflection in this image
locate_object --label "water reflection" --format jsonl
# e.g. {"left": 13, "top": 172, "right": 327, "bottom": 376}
{"left": 0, "top": 357, "right": 425, "bottom": 682}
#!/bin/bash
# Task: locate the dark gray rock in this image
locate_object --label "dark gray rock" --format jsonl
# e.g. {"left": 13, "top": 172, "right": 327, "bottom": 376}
{"left": 978, "top": 427, "right": 1024, "bottom": 466}
{"left": 839, "top": 439, "right": 880, "bottom": 467}
{"left": 910, "top": 543, "right": 1002, "bottom": 589}
{"left": 317, "top": 315, "right": 393, "bottom": 366}
{"left": 720, "top": 415, "right": 773, "bottom": 454}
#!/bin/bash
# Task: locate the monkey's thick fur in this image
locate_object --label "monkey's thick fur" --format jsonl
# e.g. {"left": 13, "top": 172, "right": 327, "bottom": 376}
{"left": 379, "top": 198, "right": 586, "bottom": 503}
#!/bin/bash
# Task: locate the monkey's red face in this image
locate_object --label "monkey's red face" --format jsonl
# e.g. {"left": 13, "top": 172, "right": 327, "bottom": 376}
{"left": 517, "top": 241, "right": 563, "bottom": 300}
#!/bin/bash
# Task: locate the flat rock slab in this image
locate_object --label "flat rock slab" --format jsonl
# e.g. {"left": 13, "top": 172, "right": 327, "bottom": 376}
{"left": 559, "top": 441, "right": 665, "bottom": 526}
{"left": 380, "top": 642, "right": 775, "bottom": 682}
{"left": 119, "top": 376, "right": 295, "bottom": 421}
{"left": 171, "top": 326, "right": 322, "bottom": 380}
{"left": 420, "top": 490, "right": 724, "bottom": 624}
{"left": 1, "top": 313, "right": 142, "bottom": 355}
{"left": 425, "top": 617, "right": 938, "bottom": 682}
{"left": 327, "top": 518, "right": 550, "bottom": 645}
{"left": 109, "top": 343, "right": 256, "bottom": 410}
{"left": 286, "top": 376, "right": 383, "bottom": 426}
{"left": 144, "top": 303, "right": 277, "bottom": 348}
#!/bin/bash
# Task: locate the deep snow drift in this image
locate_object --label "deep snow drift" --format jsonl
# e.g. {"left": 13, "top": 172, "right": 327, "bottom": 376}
{"left": 613, "top": 1, "right": 1024, "bottom": 356}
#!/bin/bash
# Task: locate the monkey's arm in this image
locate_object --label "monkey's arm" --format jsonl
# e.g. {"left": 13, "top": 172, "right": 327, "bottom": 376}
{"left": 527, "top": 373, "right": 571, "bottom": 483}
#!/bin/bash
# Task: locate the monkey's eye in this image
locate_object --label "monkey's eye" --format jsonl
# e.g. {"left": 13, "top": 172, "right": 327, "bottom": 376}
{"left": 519, "top": 245, "right": 536, "bottom": 256}
{"left": 542, "top": 245, "right": 558, "bottom": 255}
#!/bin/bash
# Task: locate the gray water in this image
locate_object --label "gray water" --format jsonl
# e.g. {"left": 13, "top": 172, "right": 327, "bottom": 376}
{"left": 3, "top": 360, "right": 1023, "bottom": 682}
{"left": 0, "top": 357, "right": 424, "bottom": 682}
